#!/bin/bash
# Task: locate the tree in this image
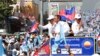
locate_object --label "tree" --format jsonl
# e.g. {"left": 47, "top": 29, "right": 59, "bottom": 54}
{"left": 0, "top": 0, "right": 14, "bottom": 21}
{"left": 0, "top": 0, "right": 16, "bottom": 32}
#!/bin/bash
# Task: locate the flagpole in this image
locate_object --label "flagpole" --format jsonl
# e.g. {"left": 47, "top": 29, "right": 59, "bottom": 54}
{"left": 40, "top": 0, "right": 43, "bottom": 35}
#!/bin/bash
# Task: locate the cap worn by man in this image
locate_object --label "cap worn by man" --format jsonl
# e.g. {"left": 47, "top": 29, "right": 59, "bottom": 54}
{"left": 47, "top": 15, "right": 55, "bottom": 20}
{"left": 75, "top": 14, "right": 81, "bottom": 19}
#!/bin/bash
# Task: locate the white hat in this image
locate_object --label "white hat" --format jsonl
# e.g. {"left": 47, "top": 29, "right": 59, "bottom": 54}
{"left": 9, "top": 39, "right": 14, "bottom": 43}
{"left": 9, "top": 40, "right": 14, "bottom": 43}
{"left": 75, "top": 14, "right": 81, "bottom": 19}
{"left": 47, "top": 15, "right": 55, "bottom": 20}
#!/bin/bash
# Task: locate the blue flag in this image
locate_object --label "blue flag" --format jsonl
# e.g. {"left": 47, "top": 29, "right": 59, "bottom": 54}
{"left": 0, "top": 36, "right": 5, "bottom": 56}
{"left": 65, "top": 7, "right": 75, "bottom": 15}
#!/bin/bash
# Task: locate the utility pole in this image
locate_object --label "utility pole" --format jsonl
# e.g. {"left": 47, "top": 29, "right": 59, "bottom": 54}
{"left": 40, "top": 0, "right": 43, "bottom": 35}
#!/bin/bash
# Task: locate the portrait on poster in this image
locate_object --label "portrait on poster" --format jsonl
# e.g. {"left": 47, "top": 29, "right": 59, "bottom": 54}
{"left": 48, "top": 2, "right": 59, "bottom": 15}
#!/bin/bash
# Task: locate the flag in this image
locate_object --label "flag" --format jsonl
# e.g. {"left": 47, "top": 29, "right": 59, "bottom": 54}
{"left": 59, "top": 7, "right": 75, "bottom": 22}
{"left": 40, "top": 40, "right": 50, "bottom": 54}
{"left": 60, "top": 16, "right": 68, "bottom": 22}
{"left": 65, "top": 7, "right": 75, "bottom": 15}
{"left": 59, "top": 10, "right": 70, "bottom": 21}
{"left": 59, "top": 9, "right": 65, "bottom": 15}
{"left": 30, "top": 22, "right": 39, "bottom": 32}
{"left": 33, "top": 40, "right": 50, "bottom": 56}
{"left": 41, "top": 45, "right": 50, "bottom": 54}
{"left": 33, "top": 50, "right": 39, "bottom": 56}
{"left": 65, "top": 7, "right": 75, "bottom": 20}
{"left": 0, "top": 37, "right": 5, "bottom": 56}
{"left": 60, "top": 15, "right": 70, "bottom": 21}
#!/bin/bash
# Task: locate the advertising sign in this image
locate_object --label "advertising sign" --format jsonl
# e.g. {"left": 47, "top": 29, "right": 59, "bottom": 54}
{"left": 51, "top": 37, "right": 94, "bottom": 56}
{"left": 48, "top": 2, "right": 59, "bottom": 15}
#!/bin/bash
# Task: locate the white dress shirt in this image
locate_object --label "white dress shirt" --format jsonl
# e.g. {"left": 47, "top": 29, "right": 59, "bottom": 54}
{"left": 53, "top": 21, "right": 70, "bottom": 36}
{"left": 72, "top": 21, "right": 83, "bottom": 36}
{"left": 39, "top": 22, "right": 56, "bottom": 38}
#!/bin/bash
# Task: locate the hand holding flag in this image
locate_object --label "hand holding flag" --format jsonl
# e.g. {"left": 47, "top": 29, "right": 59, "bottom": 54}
{"left": 30, "top": 22, "right": 39, "bottom": 33}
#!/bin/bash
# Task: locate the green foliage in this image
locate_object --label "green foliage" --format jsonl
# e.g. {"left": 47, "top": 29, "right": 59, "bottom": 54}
{"left": 0, "top": 2, "right": 13, "bottom": 21}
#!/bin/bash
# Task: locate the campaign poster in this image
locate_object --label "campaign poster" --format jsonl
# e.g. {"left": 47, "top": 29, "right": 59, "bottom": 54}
{"left": 48, "top": 2, "right": 59, "bottom": 15}
{"left": 51, "top": 37, "right": 94, "bottom": 56}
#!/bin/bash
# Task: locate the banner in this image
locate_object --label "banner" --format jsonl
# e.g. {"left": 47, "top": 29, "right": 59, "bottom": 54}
{"left": 48, "top": 2, "right": 59, "bottom": 15}
{"left": 51, "top": 37, "right": 94, "bottom": 56}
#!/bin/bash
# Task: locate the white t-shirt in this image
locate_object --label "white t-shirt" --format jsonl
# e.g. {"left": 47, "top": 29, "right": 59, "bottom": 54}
{"left": 53, "top": 21, "right": 70, "bottom": 34}
{"left": 72, "top": 21, "right": 83, "bottom": 36}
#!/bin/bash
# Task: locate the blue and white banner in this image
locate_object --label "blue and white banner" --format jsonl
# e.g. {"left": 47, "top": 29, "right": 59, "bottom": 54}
{"left": 51, "top": 37, "right": 94, "bottom": 56}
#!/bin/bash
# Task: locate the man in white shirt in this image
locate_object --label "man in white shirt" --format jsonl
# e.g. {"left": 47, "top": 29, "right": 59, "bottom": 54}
{"left": 71, "top": 14, "right": 83, "bottom": 36}
{"left": 97, "top": 35, "right": 100, "bottom": 53}
{"left": 39, "top": 15, "right": 56, "bottom": 38}
{"left": 51, "top": 15, "right": 70, "bottom": 52}
{"left": 53, "top": 15, "right": 70, "bottom": 37}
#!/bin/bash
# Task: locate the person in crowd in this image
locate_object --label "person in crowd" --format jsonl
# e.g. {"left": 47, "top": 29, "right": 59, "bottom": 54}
{"left": 71, "top": 14, "right": 83, "bottom": 36}
{"left": 39, "top": 15, "right": 56, "bottom": 38}
{"left": 53, "top": 15, "right": 70, "bottom": 37}
{"left": 14, "top": 38, "right": 20, "bottom": 50}
{"left": 51, "top": 15, "right": 70, "bottom": 53}
{"left": 19, "top": 35, "right": 24, "bottom": 46}
{"left": 2, "top": 35, "right": 7, "bottom": 42}
{"left": 97, "top": 35, "right": 100, "bottom": 52}
{"left": 28, "top": 38, "right": 33, "bottom": 50}
{"left": 31, "top": 31, "right": 43, "bottom": 49}
{"left": 7, "top": 39, "right": 15, "bottom": 56}
{"left": 0, "top": 36, "right": 6, "bottom": 56}
{"left": 2, "top": 39, "right": 8, "bottom": 56}
{"left": 30, "top": 32, "right": 38, "bottom": 47}
{"left": 14, "top": 38, "right": 20, "bottom": 56}
{"left": 26, "top": 15, "right": 36, "bottom": 31}
{"left": 20, "top": 42, "right": 29, "bottom": 56}
{"left": 19, "top": 51, "right": 27, "bottom": 56}
{"left": 1, "top": 35, "right": 8, "bottom": 56}
{"left": 43, "top": 34, "right": 50, "bottom": 43}
{"left": 27, "top": 15, "right": 36, "bottom": 25}
{"left": 27, "top": 38, "right": 33, "bottom": 56}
